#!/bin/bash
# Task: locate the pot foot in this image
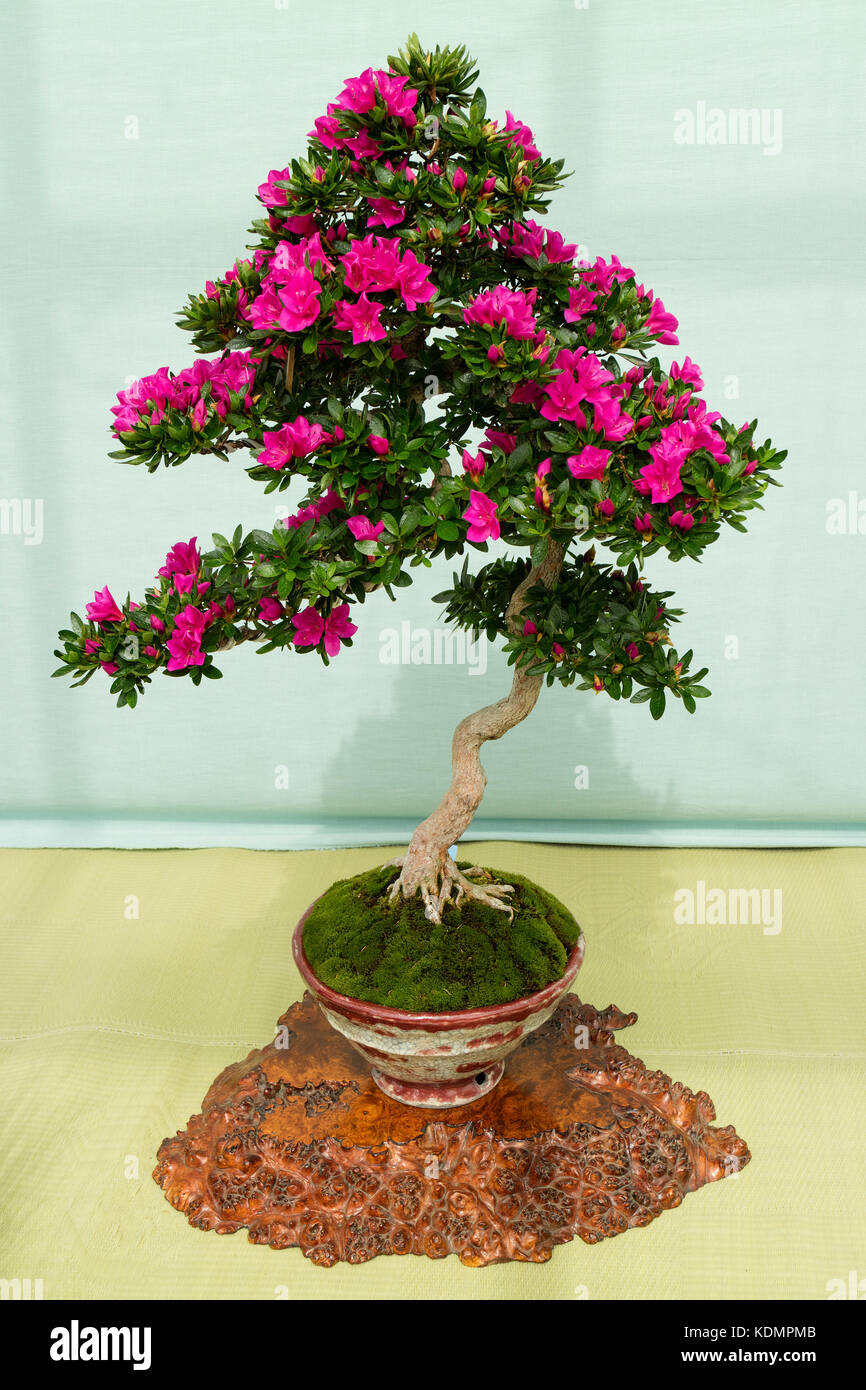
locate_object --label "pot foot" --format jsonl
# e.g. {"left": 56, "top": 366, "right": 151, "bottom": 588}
{"left": 370, "top": 1060, "right": 505, "bottom": 1108}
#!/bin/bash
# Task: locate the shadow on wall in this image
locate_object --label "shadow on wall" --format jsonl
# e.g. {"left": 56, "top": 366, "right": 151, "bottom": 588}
{"left": 301, "top": 622, "right": 683, "bottom": 834}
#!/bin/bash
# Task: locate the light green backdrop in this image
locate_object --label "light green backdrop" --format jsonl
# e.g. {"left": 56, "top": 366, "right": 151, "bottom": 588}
{"left": 2, "top": 0, "right": 864, "bottom": 848}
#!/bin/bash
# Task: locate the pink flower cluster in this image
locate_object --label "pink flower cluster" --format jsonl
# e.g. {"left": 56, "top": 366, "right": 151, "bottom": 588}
{"left": 256, "top": 416, "right": 345, "bottom": 471}
{"left": 308, "top": 68, "right": 419, "bottom": 163}
{"left": 281, "top": 489, "right": 345, "bottom": 531}
{"left": 637, "top": 402, "right": 729, "bottom": 505}
{"left": 205, "top": 255, "right": 268, "bottom": 322}
{"left": 463, "top": 286, "right": 539, "bottom": 340}
{"left": 111, "top": 352, "right": 257, "bottom": 436}
{"left": 341, "top": 233, "right": 436, "bottom": 310}
{"left": 247, "top": 233, "right": 332, "bottom": 333}
{"left": 247, "top": 228, "right": 436, "bottom": 343}
{"left": 579, "top": 254, "right": 635, "bottom": 296}
{"left": 85, "top": 537, "right": 239, "bottom": 676}
{"left": 291, "top": 603, "right": 358, "bottom": 657}
{"left": 541, "top": 347, "right": 633, "bottom": 442}
{"left": 499, "top": 218, "right": 577, "bottom": 265}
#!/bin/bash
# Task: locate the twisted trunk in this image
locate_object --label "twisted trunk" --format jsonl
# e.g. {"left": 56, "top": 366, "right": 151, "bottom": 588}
{"left": 388, "top": 539, "right": 565, "bottom": 921}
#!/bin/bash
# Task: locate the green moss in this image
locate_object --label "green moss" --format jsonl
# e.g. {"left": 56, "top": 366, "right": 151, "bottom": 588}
{"left": 301, "top": 862, "right": 582, "bottom": 1012}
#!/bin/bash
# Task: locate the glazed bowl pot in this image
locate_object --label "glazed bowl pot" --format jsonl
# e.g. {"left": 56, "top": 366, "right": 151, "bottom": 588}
{"left": 292, "top": 904, "right": 586, "bottom": 1109}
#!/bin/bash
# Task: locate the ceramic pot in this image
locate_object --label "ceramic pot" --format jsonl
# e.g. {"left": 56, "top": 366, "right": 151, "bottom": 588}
{"left": 292, "top": 903, "right": 585, "bottom": 1109}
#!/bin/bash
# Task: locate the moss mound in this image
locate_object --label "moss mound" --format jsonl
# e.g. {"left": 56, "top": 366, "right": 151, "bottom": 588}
{"left": 301, "top": 862, "right": 582, "bottom": 1013}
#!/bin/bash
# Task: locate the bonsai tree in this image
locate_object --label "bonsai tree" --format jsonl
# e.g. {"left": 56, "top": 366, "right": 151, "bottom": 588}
{"left": 54, "top": 35, "right": 784, "bottom": 925}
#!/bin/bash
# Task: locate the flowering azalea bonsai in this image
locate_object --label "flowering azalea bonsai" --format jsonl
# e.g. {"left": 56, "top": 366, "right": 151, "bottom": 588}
{"left": 55, "top": 34, "right": 783, "bottom": 931}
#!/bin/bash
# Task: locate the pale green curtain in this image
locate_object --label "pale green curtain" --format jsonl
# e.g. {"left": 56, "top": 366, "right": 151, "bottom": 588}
{"left": 2, "top": 0, "right": 864, "bottom": 848}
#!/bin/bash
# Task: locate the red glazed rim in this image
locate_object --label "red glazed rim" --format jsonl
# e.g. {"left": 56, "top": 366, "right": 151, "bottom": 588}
{"left": 291, "top": 895, "right": 586, "bottom": 1031}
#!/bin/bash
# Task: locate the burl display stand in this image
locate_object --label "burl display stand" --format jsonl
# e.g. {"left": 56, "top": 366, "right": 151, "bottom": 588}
{"left": 154, "top": 993, "right": 749, "bottom": 1266}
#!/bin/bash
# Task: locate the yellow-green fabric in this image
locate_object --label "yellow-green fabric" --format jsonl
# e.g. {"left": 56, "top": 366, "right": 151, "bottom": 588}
{"left": 1, "top": 843, "right": 863, "bottom": 1301}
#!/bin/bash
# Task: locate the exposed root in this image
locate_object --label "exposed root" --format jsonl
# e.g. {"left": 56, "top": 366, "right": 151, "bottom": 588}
{"left": 385, "top": 855, "right": 515, "bottom": 926}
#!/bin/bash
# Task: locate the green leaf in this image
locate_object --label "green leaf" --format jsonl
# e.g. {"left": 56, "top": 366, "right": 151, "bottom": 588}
{"left": 630, "top": 688, "right": 652, "bottom": 704}
{"left": 649, "top": 688, "right": 666, "bottom": 720}
{"left": 530, "top": 537, "right": 549, "bottom": 568}
{"left": 436, "top": 520, "right": 460, "bottom": 542}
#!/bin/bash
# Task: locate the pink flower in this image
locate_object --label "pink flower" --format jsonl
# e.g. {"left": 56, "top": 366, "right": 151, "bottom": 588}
{"left": 462, "top": 490, "right": 500, "bottom": 543}
{"left": 567, "top": 446, "right": 611, "bottom": 481}
{"left": 337, "top": 67, "right": 377, "bottom": 114}
{"left": 640, "top": 452, "right": 685, "bottom": 504}
{"left": 257, "top": 167, "right": 291, "bottom": 209}
{"left": 504, "top": 111, "right": 541, "bottom": 161}
{"left": 322, "top": 603, "right": 358, "bottom": 656}
{"left": 564, "top": 285, "right": 598, "bottom": 322}
{"left": 634, "top": 513, "right": 654, "bottom": 534}
{"left": 332, "top": 292, "right": 387, "bottom": 344}
{"left": 276, "top": 267, "right": 322, "bottom": 332}
{"left": 462, "top": 449, "right": 485, "bottom": 477}
{"left": 509, "top": 380, "right": 545, "bottom": 406}
{"left": 670, "top": 510, "right": 695, "bottom": 531}
{"left": 86, "top": 586, "right": 123, "bottom": 625}
{"left": 481, "top": 430, "right": 518, "bottom": 456}
{"left": 552, "top": 643, "right": 565, "bottom": 660}
{"left": 347, "top": 516, "right": 385, "bottom": 543}
{"left": 258, "top": 594, "right": 284, "bottom": 622}
{"left": 290, "top": 605, "right": 325, "bottom": 649}
{"left": 540, "top": 371, "right": 589, "bottom": 425}
{"left": 257, "top": 417, "right": 325, "bottom": 470}
{"left": 597, "top": 498, "right": 615, "bottom": 519}
{"left": 84, "top": 637, "right": 102, "bottom": 654}
{"left": 315, "top": 488, "right": 345, "bottom": 517}
{"left": 523, "top": 619, "right": 538, "bottom": 636}
{"left": 593, "top": 394, "right": 634, "bottom": 442}
{"left": 644, "top": 296, "right": 679, "bottom": 344}
{"left": 394, "top": 248, "right": 436, "bottom": 309}
{"left": 367, "top": 197, "right": 405, "bottom": 228}
{"left": 452, "top": 166, "right": 467, "bottom": 192}
{"left": 143, "top": 645, "right": 160, "bottom": 659}
{"left": 670, "top": 356, "right": 704, "bottom": 390}
{"left": 368, "top": 434, "right": 390, "bottom": 456}
{"left": 100, "top": 662, "right": 119, "bottom": 675}
{"left": 165, "top": 604, "right": 208, "bottom": 672}
{"left": 150, "top": 615, "right": 165, "bottom": 633}
{"left": 246, "top": 286, "right": 282, "bottom": 332}
{"left": 367, "top": 70, "right": 418, "bottom": 128}
{"left": 626, "top": 642, "right": 640, "bottom": 661}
